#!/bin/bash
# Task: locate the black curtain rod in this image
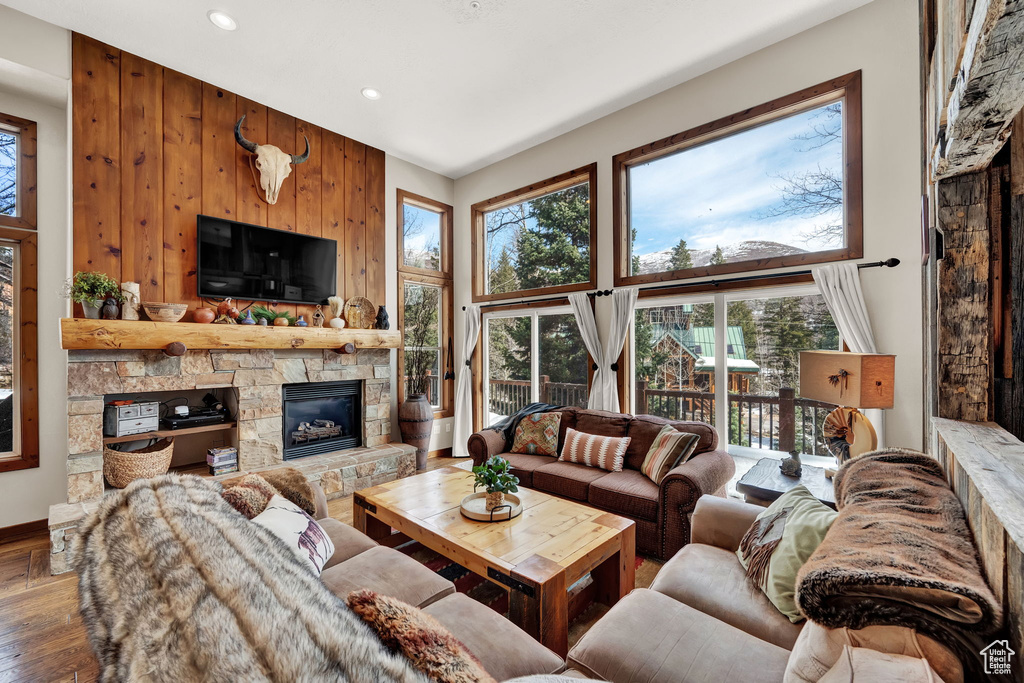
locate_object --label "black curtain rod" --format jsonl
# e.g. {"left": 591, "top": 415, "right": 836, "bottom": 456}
{"left": 462, "top": 258, "right": 900, "bottom": 311}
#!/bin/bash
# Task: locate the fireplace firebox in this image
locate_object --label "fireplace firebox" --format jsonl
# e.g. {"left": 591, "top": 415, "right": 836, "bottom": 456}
{"left": 282, "top": 381, "right": 361, "bottom": 459}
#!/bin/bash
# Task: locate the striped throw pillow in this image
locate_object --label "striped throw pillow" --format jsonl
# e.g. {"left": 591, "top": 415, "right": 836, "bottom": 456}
{"left": 640, "top": 426, "right": 701, "bottom": 484}
{"left": 558, "top": 427, "right": 629, "bottom": 472}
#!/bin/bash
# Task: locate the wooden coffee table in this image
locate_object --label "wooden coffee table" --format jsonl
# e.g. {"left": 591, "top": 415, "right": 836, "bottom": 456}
{"left": 352, "top": 466, "right": 635, "bottom": 657}
{"left": 736, "top": 457, "right": 837, "bottom": 509}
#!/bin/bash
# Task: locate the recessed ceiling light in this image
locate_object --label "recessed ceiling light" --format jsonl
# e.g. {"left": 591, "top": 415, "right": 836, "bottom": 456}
{"left": 361, "top": 87, "right": 382, "bottom": 101}
{"left": 470, "top": 1, "right": 481, "bottom": 8}
{"left": 207, "top": 10, "right": 237, "bottom": 31}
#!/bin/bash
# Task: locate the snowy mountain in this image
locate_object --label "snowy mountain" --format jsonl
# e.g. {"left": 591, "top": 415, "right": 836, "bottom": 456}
{"left": 636, "top": 240, "right": 808, "bottom": 274}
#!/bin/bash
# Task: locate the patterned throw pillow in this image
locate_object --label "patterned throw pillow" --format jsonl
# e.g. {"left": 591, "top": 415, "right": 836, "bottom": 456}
{"left": 252, "top": 495, "right": 335, "bottom": 574}
{"left": 347, "top": 589, "right": 497, "bottom": 683}
{"left": 558, "top": 427, "right": 629, "bottom": 472}
{"left": 511, "top": 412, "right": 562, "bottom": 456}
{"left": 640, "top": 426, "right": 701, "bottom": 484}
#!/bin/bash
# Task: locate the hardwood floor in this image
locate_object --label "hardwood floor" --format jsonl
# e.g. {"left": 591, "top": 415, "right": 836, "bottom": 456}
{"left": 0, "top": 455, "right": 469, "bottom": 683}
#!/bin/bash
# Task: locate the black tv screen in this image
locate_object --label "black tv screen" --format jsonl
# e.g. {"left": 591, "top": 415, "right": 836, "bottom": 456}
{"left": 197, "top": 215, "right": 337, "bottom": 305}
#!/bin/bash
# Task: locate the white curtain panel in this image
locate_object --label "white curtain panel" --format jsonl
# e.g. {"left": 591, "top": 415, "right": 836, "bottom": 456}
{"left": 569, "top": 292, "right": 607, "bottom": 411}
{"left": 812, "top": 263, "right": 884, "bottom": 446}
{"left": 603, "top": 288, "right": 639, "bottom": 413}
{"left": 452, "top": 304, "right": 481, "bottom": 457}
{"left": 812, "top": 263, "right": 878, "bottom": 353}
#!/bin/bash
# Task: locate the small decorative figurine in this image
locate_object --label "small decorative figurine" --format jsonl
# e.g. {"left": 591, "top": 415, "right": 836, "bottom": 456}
{"left": 120, "top": 282, "right": 140, "bottom": 320}
{"left": 374, "top": 305, "right": 390, "bottom": 330}
{"left": 101, "top": 297, "right": 120, "bottom": 320}
{"left": 779, "top": 450, "right": 802, "bottom": 478}
{"left": 312, "top": 304, "right": 325, "bottom": 328}
{"left": 296, "top": 315, "right": 308, "bottom": 327}
{"left": 259, "top": 317, "right": 268, "bottom": 326}
{"left": 239, "top": 309, "right": 256, "bottom": 325}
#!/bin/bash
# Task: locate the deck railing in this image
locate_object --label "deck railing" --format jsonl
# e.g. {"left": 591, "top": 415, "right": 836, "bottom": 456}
{"left": 486, "top": 378, "right": 836, "bottom": 455}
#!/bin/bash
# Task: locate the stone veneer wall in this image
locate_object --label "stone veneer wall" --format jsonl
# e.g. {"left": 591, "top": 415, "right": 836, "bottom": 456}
{"left": 51, "top": 345, "right": 416, "bottom": 575}
{"left": 65, "top": 347, "right": 393, "bottom": 503}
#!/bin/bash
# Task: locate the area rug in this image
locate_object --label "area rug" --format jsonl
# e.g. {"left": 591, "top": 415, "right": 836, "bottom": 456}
{"left": 395, "top": 540, "right": 664, "bottom": 649}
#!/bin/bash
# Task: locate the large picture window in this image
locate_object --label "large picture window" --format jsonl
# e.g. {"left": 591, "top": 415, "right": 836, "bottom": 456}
{"left": 397, "top": 191, "right": 454, "bottom": 417}
{"left": 631, "top": 285, "right": 839, "bottom": 456}
{"left": 0, "top": 113, "right": 37, "bottom": 230}
{"left": 613, "top": 72, "right": 862, "bottom": 286}
{"left": 482, "top": 303, "right": 590, "bottom": 422}
{"left": 472, "top": 163, "right": 597, "bottom": 302}
{"left": 0, "top": 111, "right": 38, "bottom": 473}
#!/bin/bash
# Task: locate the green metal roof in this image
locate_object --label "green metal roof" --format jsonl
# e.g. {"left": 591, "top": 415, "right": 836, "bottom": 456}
{"left": 691, "top": 326, "right": 748, "bottom": 360}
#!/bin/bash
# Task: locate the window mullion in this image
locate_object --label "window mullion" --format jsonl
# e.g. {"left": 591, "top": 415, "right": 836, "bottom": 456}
{"left": 714, "top": 293, "right": 728, "bottom": 450}
{"left": 530, "top": 312, "right": 540, "bottom": 403}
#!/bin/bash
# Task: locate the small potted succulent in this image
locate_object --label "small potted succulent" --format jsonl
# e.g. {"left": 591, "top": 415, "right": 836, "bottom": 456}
{"left": 64, "top": 271, "right": 125, "bottom": 319}
{"left": 472, "top": 456, "right": 520, "bottom": 512}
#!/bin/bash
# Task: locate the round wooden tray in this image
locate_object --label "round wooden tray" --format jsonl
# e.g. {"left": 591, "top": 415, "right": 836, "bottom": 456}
{"left": 344, "top": 296, "right": 376, "bottom": 329}
{"left": 460, "top": 492, "right": 523, "bottom": 522}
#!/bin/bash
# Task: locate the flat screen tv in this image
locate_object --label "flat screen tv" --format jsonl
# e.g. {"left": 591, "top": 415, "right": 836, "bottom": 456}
{"left": 197, "top": 215, "right": 337, "bottom": 305}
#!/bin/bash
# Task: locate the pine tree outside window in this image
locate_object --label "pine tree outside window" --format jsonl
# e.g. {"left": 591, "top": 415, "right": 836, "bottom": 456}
{"left": 472, "top": 164, "right": 598, "bottom": 302}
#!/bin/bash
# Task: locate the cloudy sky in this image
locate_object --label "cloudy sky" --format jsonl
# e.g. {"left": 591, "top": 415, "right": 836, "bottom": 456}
{"left": 629, "top": 102, "right": 844, "bottom": 257}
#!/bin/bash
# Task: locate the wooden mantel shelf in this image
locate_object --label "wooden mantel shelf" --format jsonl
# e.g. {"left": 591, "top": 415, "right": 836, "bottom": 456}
{"left": 60, "top": 318, "right": 401, "bottom": 351}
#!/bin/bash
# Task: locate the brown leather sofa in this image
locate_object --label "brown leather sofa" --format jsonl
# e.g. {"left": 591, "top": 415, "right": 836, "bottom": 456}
{"left": 468, "top": 407, "right": 735, "bottom": 559}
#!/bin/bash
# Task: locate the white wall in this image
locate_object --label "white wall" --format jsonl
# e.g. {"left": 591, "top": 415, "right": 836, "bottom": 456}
{"left": 0, "top": 6, "right": 71, "bottom": 527}
{"left": 385, "top": 155, "right": 456, "bottom": 453}
{"left": 452, "top": 0, "right": 924, "bottom": 450}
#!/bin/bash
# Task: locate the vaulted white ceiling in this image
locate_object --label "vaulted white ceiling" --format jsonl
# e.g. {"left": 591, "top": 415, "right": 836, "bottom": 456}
{"left": 3, "top": 0, "right": 871, "bottom": 177}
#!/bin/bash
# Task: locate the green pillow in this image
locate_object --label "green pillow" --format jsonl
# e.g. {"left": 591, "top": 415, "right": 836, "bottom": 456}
{"left": 736, "top": 484, "right": 837, "bottom": 622}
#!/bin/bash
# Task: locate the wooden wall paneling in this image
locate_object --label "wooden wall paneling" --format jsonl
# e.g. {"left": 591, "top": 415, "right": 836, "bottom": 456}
{"left": 365, "top": 146, "right": 386, "bottom": 307}
{"left": 936, "top": 171, "right": 991, "bottom": 421}
{"left": 294, "top": 121, "right": 322, "bottom": 237}
{"left": 199, "top": 83, "right": 236, "bottom": 313}
{"left": 162, "top": 70, "right": 203, "bottom": 312}
{"left": 344, "top": 138, "right": 367, "bottom": 301}
{"left": 119, "top": 53, "right": 164, "bottom": 302}
{"left": 321, "top": 131, "right": 347, "bottom": 302}
{"left": 200, "top": 84, "right": 236, "bottom": 221}
{"left": 234, "top": 99, "right": 268, "bottom": 227}
{"left": 266, "top": 109, "right": 298, "bottom": 318}
{"left": 71, "top": 35, "right": 122, "bottom": 283}
{"left": 266, "top": 110, "right": 297, "bottom": 233}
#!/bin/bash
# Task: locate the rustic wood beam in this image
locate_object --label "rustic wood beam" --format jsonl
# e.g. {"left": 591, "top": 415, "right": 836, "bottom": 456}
{"left": 936, "top": 171, "right": 992, "bottom": 421}
{"left": 60, "top": 318, "right": 401, "bottom": 351}
{"left": 336, "top": 343, "right": 356, "bottom": 355}
{"left": 934, "top": 0, "right": 1024, "bottom": 179}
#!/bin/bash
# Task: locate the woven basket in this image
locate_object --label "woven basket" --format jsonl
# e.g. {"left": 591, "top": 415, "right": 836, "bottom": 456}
{"left": 103, "top": 438, "right": 174, "bottom": 488}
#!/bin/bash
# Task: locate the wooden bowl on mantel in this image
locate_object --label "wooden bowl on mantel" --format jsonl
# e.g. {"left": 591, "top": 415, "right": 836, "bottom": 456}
{"left": 141, "top": 302, "right": 188, "bottom": 323}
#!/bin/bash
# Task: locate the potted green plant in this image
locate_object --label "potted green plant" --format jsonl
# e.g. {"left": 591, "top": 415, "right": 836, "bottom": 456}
{"left": 64, "top": 271, "right": 124, "bottom": 319}
{"left": 472, "top": 456, "right": 520, "bottom": 512}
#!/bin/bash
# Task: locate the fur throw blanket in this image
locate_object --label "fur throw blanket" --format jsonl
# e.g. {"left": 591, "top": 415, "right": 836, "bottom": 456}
{"left": 75, "top": 473, "right": 429, "bottom": 683}
{"left": 221, "top": 467, "right": 317, "bottom": 518}
{"left": 795, "top": 449, "right": 1002, "bottom": 676}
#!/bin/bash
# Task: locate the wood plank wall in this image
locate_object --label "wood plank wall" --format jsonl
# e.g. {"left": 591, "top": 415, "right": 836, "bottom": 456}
{"left": 71, "top": 33, "right": 387, "bottom": 322}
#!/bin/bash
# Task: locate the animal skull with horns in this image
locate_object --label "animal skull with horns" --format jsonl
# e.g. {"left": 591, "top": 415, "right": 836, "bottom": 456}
{"left": 234, "top": 115, "right": 310, "bottom": 204}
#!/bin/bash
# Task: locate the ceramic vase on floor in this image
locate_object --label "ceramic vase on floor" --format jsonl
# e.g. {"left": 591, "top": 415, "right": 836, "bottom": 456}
{"left": 398, "top": 393, "right": 433, "bottom": 470}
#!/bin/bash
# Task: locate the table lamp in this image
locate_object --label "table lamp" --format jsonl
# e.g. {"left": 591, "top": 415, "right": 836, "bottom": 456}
{"left": 798, "top": 351, "right": 895, "bottom": 465}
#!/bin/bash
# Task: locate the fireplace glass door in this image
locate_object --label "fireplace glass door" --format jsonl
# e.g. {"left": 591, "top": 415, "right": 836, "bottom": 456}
{"left": 282, "top": 381, "right": 361, "bottom": 459}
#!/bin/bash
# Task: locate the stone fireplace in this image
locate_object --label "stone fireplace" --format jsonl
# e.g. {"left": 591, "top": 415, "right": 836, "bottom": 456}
{"left": 49, "top": 345, "right": 415, "bottom": 574}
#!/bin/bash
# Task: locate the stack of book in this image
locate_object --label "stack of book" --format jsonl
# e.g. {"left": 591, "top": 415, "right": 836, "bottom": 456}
{"left": 207, "top": 447, "right": 238, "bottom": 476}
